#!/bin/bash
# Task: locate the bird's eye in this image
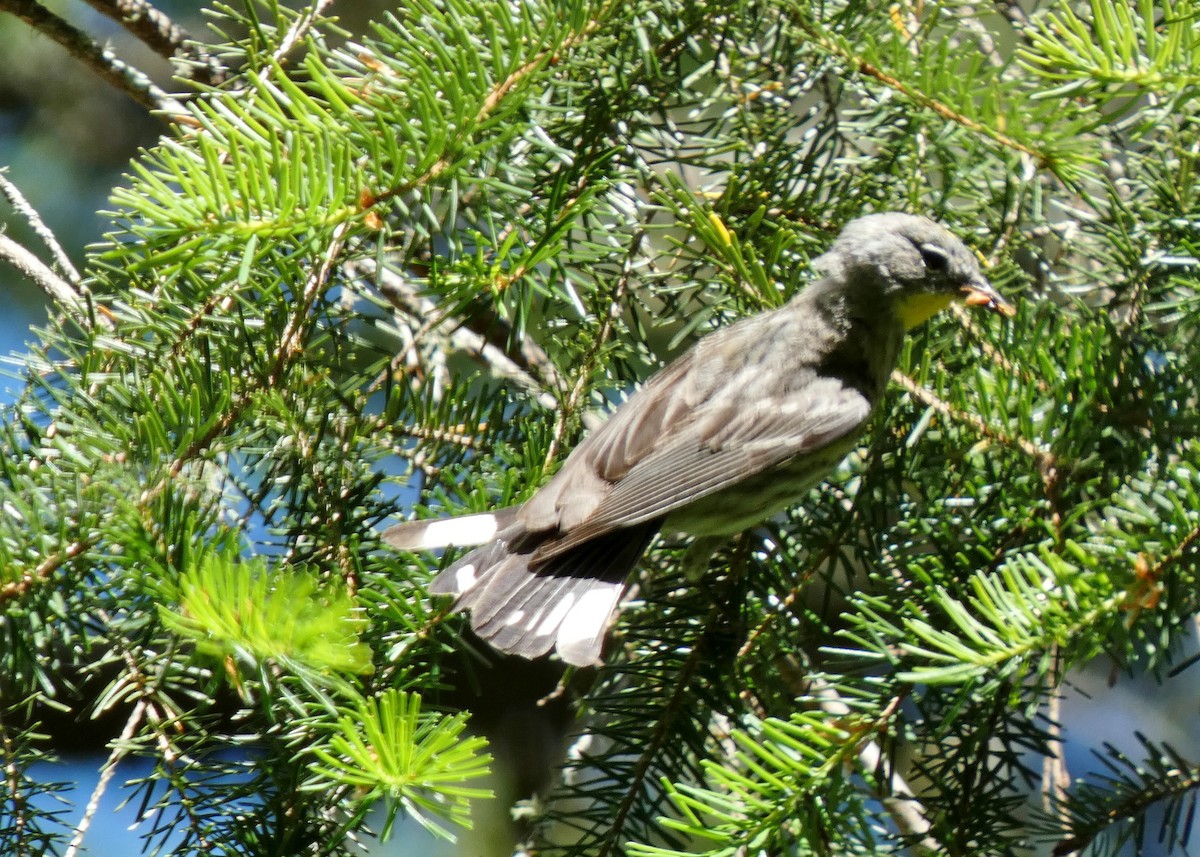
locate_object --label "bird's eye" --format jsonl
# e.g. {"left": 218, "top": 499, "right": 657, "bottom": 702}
{"left": 920, "top": 245, "right": 949, "bottom": 272}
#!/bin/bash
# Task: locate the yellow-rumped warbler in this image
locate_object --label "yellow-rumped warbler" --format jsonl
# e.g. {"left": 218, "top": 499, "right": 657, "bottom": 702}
{"left": 384, "top": 213, "right": 1013, "bottom": 665}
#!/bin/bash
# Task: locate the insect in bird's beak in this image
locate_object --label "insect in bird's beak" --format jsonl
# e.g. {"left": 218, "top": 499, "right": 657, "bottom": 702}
{"left": 962, "top": 281, "right": 1016, "bottom": 317}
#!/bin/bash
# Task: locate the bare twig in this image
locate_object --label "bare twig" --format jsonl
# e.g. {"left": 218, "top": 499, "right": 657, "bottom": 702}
{"left": 357, "top": 258, "right": 565, "bottom": 412}
{"left": 776, "top": 660, "right": 940, "bottom": 854}
{"left": 0, "top": 234, "right": 87, "bottom": 314}
{"left": 273, "top": 0, "right": 336, "bottom": 65}
{"left": 79, "top": 0, "right": 225, "bottom": 85}
{"left": 63, "top": 700, "right": 147, "bottom": 857}
{"left": 993, "top": 0, "right": 1029, "bottom": 29}
{"left": 543, "top": 228, "right": 643, "bottom": 467}
{"left": 1041, "top": 649, "right": 1073, "bottom": 830}
{"left": 0, "top": 0, "right": 185, "bottom": 116}
{"left": 0, "top": 171, "right": 81, "bottom": 283}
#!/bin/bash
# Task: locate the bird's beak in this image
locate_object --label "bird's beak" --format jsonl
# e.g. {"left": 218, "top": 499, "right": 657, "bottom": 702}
{"left": 961, "top": 279, "right": 1015, "bottom": 317}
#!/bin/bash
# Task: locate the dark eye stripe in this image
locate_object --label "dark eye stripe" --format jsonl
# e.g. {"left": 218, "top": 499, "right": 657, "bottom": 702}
{"left": 920, "top": 245, "right": 948, "bottom": 271}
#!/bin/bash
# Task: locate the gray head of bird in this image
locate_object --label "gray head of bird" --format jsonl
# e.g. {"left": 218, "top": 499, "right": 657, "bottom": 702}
{"left": 813, "top": 212, "right": 1015, "bottom": 329}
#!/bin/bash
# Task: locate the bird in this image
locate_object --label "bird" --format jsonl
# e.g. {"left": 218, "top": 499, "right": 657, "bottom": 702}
{"left": 383, "top": 212, "right": 1014, "bottom": 666}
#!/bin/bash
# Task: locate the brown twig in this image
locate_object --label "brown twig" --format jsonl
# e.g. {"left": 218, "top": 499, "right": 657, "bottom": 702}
{"left": 544, "top": 229, "right": 643, "bottom": 468}
{"left": 891, "top": 368, "right": 1053, "bottom": 469}
{"left": 0, "top": 0, "right": 184, "bottom": 116}
{"left": 788, "top": 7, "right": 1056, "bottom": 172}
{"left": 78, "top": 0, "right": 225, "bottom": 85}
{"left": 0, "top": 537, "right": 97, "bottom": 603}
{"left": 0, "top": 171, "right": 81, "bottom": 284}
{"left": 0, "top": 235, "right": 87, "bottom": 316}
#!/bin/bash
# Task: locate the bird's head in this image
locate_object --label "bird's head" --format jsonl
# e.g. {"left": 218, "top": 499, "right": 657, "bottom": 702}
{"left": 813, "top": 212, "right": 1015, "bottom": 329}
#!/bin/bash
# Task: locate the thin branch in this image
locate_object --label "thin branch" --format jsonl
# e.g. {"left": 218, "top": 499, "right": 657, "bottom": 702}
{"left": 810, "top": 675, "right": 939, "bottom": 855}
{"left": 272, "top": 0, "right": 336, "bottom": 66}
{"left": 79, "top": 0, "right": 225, "bottom": 85}
{"left": 992, "top": 0, "right": 1029, "bottom": 29}
{"left": 0, "top": 233, "right": 112, "bottom": 333}
{"left": 593, "top": 619, "right": 714, "bottom": 857}
{"left": 956, "top": 6, "right": 1006, "bottom": 69}
{"left": 1041, "top": 649, "right": 1074, "bottom": 852}
{"left": 0, "top": 171, "right": 81, "bottom": 283}
{"left": 370, "top": 13, "right": 604, "bottom": 207}
{"left": 0, "top": 0, "right": 184, "bottom": 116}
{"left": 543, "top": 228, "right": 642, "bottom": 468}
{"left": 0, "top": 537, "right": 98, "bottom": 604}
{"left": 890, "top": 368, "right": 1054, "bottom": 469}
{"left": 360, "top": 258, "right": 564, "bottom": 411}
{"left": 0, "top": 710, "right": 29, "bottom": 855}
{"left": 786, "top": 6, "right": 1058, "bottom": 173}
{"left": 737, "top": 503, "right": 858, "bottom": 660}
{"left": 63, "top": 700, "right": 147, "bottom": 857}
{"left": 143, "top": 223, "right": 353, "bottom": 504}
{"left": 0, "top": 235, "right": 86, "bottom": 313}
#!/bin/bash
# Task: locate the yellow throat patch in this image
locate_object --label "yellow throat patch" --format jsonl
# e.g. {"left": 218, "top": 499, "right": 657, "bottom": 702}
{"left": 896, "top": 292, "right": 955, "bottom": 329}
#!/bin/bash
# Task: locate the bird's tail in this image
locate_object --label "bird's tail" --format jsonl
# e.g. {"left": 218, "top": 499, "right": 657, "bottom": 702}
{"left": 381, "top": 505, "right": 523, "bottom": 551}
{"left": 429, "top": 522, "right": 660, "bottom": 666}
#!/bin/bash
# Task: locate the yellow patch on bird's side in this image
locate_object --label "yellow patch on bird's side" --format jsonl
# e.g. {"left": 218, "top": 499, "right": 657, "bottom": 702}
{"left": 896, "top": 292, "right": 955, "bottom": 329}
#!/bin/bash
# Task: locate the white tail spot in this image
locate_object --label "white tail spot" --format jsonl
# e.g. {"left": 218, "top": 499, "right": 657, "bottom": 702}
{"left": 422, "top": 514, "right": 500, "bottom": 549}
{"left": 454, "top": 564, "right": 480, "bottom": 593}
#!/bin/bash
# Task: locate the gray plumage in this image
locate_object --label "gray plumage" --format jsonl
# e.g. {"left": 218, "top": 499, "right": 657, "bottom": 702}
{"left": 383, "top": 213, "right": 1013, "bottom": 666}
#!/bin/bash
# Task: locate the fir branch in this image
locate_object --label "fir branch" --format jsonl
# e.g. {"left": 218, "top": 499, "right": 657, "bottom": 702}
{"left": 271, "top": 0, "right": 336, "bottom": 66}
{"left": 593, "top": 618, "right": 712, "bottom": 857}
{"left": 0, "top": 716, "right": 28, "bottom": 851}
{"left": 1050, "top": 736, "right": 1200, "bottom": 856}
{"left": 799, "top": 669, "right": 939, "bottom": 854}
{"left": 736, "top": 503, "right": 858, "bottom": 660}
{"left": 0, "top": 537, "right": 97, "bottom": 604}
{"left": 368, "top": 9, "right": 601, "bottom": 206}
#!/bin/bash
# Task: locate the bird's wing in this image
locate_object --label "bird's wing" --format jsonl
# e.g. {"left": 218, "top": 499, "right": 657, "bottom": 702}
{"left": 516, "top": 326, "right": 750, "bottom": 533}
{"left": 534, "top": 377, "right": 872, "bottom": 561}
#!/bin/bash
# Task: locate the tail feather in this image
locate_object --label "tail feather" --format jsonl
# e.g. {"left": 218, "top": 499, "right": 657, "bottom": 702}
{"left": 427, "top": 539, "right": 508, "bottom": 596}
{"left": 425, "top": 522, "right": 660, "bottom": 666}
{"left": 474, "top": 572, "right": 582, "bottom": 658}
{"left": 382, "top": 506, "right": 523, "bottom": 551}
